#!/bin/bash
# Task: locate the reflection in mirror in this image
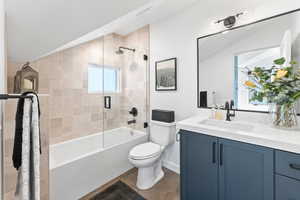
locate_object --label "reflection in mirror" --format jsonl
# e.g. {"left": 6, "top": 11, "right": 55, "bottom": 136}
{"left": 198, "top": 10, "right": 300, "bottom": 114}
{"left": 235, "top": 46, "right": 280, "bottom": 111}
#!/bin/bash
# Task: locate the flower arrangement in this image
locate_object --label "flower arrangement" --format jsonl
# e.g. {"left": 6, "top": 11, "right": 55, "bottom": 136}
{"left": 244, "top": 57, "right": 300, "bottom": 128}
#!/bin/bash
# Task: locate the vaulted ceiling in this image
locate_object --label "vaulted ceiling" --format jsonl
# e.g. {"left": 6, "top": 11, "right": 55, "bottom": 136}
{"left": 5, "top": 0, "right": 201, "bottom": 62}
{"left": 5, "top": 0, "right": 294, "bottom": 62}
{"left": 5, "top": 0, "right": 151, "bottom": 61}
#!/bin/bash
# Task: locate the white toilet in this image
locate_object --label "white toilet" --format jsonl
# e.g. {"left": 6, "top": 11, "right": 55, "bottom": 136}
{"left": 128, "top": 120, "right": 176, "bottom": 190}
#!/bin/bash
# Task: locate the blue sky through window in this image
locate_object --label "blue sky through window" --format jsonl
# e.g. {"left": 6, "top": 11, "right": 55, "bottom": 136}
{"left": 88, "top": 64, "right": 119, "bottom": 93}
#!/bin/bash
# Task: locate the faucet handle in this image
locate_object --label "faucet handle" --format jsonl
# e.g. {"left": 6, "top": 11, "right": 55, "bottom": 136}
{"left": 129, "top": 107, "right": 138, "bottom": 117}
{"left": 225, "top": 101, "right": 229, "bottom": 109}
{"left": 230, "top": 100, "right": 234, "bottom": 109}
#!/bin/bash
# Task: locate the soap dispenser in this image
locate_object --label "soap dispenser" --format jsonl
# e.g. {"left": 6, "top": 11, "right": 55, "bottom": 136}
{"left": 215, "top": 106, "right": 224, "bottom": 120}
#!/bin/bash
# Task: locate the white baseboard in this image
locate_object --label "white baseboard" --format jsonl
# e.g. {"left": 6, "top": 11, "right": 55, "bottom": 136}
{"left": 162, "top": 160, "right": 180, "bottom": 174}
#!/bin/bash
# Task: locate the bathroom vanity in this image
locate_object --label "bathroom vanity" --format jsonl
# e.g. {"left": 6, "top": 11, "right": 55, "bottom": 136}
{"left": 178, "top": 116, "right": 300, "bottom": 200}
{"left": 189, "top": 8, "right": 300, "bottom": 200}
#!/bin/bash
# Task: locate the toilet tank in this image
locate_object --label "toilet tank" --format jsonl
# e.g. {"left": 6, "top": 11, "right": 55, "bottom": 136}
{"left": 150, "top": 120, "right": 176, "bottom": 147}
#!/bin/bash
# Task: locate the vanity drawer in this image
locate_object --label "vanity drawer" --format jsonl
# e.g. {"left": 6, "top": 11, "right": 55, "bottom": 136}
{"left": 275, "top": 150, "right": 300, "bottom": 180}
{"left": 276, "top": 175, "right": 300, "bottom": 200}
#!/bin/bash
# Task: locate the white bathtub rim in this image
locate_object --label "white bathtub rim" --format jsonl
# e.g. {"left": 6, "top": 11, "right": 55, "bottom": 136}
{"left": 50, "top": 127, "right": 138, "bottom": 149}
{"left": 50, "top": 128, "right": 148, "bottom": 170}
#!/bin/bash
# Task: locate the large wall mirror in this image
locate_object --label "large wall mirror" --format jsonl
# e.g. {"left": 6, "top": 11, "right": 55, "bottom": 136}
{"left": 197, "top": 9, "right": 300, "bottom": 114}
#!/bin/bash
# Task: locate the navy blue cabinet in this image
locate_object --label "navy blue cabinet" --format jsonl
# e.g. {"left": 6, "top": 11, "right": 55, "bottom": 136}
{"left": 219, "top": 139, "right": 274, "bottom": 200}
{"left": 275, "top": 150, "right": 300, "bottom": 200}
{"left": 180, "top": 130, "right": 218, "bottom": 200}
{"left": 275, "top": 150, "right": 300, "bottom": 180}
{"left": 276, "top": 175, "right": 300, "bottom": 200}
{"left": 180, "top": 130, "right": 274, "bottom": 200}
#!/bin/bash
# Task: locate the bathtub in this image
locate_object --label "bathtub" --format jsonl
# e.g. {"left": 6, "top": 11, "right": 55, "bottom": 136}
{"left": 50, "top": 127, "right": 148, "bottom": 200}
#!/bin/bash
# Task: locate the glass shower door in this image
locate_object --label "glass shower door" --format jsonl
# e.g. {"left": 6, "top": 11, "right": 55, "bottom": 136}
{"left": 102, "top": 28, "right": 150, "bottom": 149}
{"left": 102, "top": 33, "right": 124, "bottom": 147}
{"left": 85, "top": 37, "right": 105, "bottom": 150}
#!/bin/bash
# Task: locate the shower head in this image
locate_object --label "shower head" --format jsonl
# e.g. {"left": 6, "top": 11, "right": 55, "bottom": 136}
{"left": 115, "top": 46, "right": 135, "bottom": 55}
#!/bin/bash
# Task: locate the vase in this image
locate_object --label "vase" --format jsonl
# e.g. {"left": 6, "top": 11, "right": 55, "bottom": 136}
{"left": 269, "top": 103, "right": 298, "bottom": 129}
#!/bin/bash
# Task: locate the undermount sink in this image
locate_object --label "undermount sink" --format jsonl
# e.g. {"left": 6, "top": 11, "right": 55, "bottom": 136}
{"left": 198, "top": 119, "right": 254, "bottom": 132}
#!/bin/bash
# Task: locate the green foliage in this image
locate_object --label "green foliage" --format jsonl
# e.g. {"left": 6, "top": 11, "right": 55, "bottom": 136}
{"left": 293, "top": 92, "right": 300, "bottom": 100}
{"left": 274, "top": 57, "right": 286, "bottom": 65}
{"left": 245, "top": 57, "right": 300, "bottom": 105}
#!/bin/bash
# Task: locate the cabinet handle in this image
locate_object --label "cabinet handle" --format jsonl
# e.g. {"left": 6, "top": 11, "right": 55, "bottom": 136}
{"left": 289, "top": 164, "right": 300, "bottom": 171}
{"left": 220, "top": 143, "right": 223, "bottom": 166}
{"left": 212, "top": 142, "right": 216, "bottom": 163}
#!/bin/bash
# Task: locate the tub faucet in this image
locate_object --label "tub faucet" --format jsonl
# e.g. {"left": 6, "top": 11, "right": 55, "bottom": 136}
{"left": 127, "top": 119, "right": 136, "bottom": 125}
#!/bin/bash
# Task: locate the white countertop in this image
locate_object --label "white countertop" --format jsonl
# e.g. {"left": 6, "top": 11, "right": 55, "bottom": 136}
{"left": 177, "top": 115, "right": 300, "bottom": 154}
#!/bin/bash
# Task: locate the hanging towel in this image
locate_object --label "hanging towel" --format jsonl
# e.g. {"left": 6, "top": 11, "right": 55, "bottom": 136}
{"left": 15, "top": 94, "right": 41, "bottom": 200}
{"left": 13, "top": 92, "right": 41, "bottom": 170}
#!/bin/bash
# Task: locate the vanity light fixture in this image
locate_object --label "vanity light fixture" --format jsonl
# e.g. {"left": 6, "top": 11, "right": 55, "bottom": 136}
{"left": 215, "top": 12, "right": 244, "bottom": 28}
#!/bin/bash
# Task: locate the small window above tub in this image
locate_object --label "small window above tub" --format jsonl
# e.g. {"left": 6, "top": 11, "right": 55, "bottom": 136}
{"left": 88, "top": 63, "right": 121, "bottom": 93}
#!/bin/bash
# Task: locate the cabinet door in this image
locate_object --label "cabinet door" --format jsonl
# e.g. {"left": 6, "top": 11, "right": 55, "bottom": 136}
{"left": 276, "top": 175, "right": 300, "bottom": 200}
{"left": 219, "top": 139, "right": 274, "bottom": 200}
{"left": 180, "top": 130, "right": 218, "bottom": 200}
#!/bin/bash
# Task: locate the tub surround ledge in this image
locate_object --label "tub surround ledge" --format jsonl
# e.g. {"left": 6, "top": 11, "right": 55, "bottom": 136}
{"left": 177, "top": 115, "right": 300, "bottom": 154}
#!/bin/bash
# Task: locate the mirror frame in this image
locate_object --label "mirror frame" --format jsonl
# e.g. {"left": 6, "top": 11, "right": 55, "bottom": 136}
{"left": 197, "top": 8, "right": 300, "bottom": 115}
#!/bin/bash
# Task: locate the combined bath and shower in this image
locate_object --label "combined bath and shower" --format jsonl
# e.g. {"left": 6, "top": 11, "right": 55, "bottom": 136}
{"left": 115, "top": 46, "right": 136, "bottom": 54}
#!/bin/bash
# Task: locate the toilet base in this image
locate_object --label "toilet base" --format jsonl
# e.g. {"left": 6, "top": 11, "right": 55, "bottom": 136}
{"left": 136, "top": 160, "right": 164, "bottom": 190}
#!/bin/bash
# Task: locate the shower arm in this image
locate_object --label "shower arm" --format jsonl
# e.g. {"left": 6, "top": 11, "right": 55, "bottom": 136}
{"left": 119, "top": 47, "right": 136, "bottom": 52}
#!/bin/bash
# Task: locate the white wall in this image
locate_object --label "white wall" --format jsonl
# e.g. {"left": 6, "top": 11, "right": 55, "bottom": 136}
{"left": 150, "top": 0, "right": 300, "bottom": 173}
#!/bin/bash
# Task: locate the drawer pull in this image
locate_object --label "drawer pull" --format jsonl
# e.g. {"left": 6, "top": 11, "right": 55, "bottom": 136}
{"left": 289, "top": 164, "right": 300, "bottom": 171}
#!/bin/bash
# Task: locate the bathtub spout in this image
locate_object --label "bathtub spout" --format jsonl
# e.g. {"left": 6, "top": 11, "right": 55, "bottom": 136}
{"left": 128, "top": 119, "right": 136, "bottom": 125}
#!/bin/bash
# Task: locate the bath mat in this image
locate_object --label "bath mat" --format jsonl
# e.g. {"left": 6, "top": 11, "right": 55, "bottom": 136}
{"left": 90, "top": 181, "right": 146, "bottom": 200}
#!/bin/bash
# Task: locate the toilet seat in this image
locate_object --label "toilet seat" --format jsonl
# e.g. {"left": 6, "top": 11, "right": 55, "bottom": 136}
{"left": 129, "top": 142, "right": 162, "bottom": 160}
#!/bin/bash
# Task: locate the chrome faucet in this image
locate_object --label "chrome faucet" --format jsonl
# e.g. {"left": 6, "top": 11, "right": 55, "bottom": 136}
{"left": 225, "top": 100, "right": 235, "bottom": 121}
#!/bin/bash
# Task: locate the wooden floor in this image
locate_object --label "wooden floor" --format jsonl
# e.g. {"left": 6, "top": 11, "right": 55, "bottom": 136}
{"left": 81, "top": 168, "right": 180, "bottom": 200}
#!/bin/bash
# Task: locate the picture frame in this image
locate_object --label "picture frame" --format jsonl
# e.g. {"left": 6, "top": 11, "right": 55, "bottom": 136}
{"left": 155, "top": 58, "right": 177, "bottom": 91}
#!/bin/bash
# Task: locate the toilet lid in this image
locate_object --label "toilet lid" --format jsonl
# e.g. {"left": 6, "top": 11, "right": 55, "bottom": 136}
{"left": 129, "top": 142, "right": 162, "bottom": 160}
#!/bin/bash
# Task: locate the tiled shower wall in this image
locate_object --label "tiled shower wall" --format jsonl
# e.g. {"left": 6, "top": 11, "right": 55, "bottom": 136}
{"left": 3, "top": 25, "right": 149, "bottom": 199}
